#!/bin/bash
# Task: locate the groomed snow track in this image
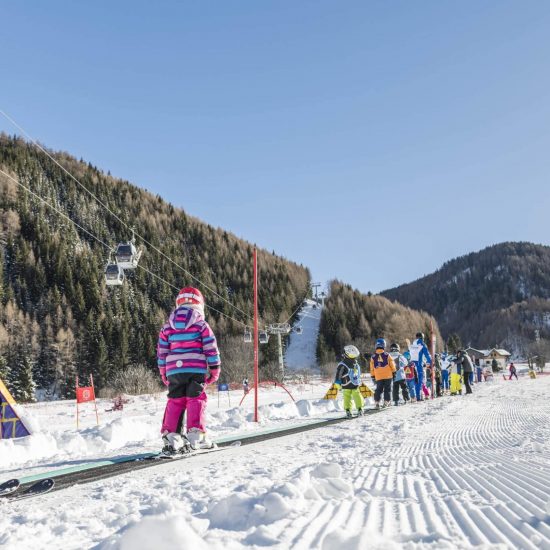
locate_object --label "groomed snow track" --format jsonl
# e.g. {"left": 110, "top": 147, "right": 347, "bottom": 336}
{"left": 273, "top": 386, "right": 550, "bottom": 549}
{"left": 3, "top": 410, "right": 383, "bottom": 500}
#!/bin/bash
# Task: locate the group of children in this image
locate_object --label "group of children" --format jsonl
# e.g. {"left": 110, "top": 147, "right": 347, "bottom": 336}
{"left": 153, "top": 285, "right": 489, "bottom": 455}
{"left": 332, "top": 333, "right": 481, "bottom": 415}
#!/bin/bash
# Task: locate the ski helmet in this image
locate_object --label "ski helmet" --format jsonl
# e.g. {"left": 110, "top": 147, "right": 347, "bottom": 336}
{"left": 343, "top": 345, "right": 360, "bottom": 359}
{"left": 390, "top": 342, "right": 400, "bottom": 352}
{"left": 176, "top": 287, "right": 205, "bottom": 310}
{"left": 403, "top": 350, "right": 411, "bottom": 361}
{"left": 375, "top": 338, "right": 386, "bottom": 350}
{"left": 416, "top": 332, "right": 424, "bottom": 341}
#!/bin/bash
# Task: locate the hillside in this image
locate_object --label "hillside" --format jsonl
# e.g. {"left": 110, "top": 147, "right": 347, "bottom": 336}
{"left": 0, "top": 134, "right": 310, "bottom": 398}
{"left": 381, "top": 242, "right": 550, "bottom": 354}
{"left": 317, "top": 280, "right": 441, "bottom": 368}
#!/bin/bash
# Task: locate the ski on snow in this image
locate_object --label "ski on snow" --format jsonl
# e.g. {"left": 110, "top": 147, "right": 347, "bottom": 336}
{"left": 0, "top": 478, "right": 55, "bottom": 500}
{"left": 0, "top": 479, "right": 20, "bottom": 496}
{"left": 150, "top": 440, "right": 242, "bottom": 460}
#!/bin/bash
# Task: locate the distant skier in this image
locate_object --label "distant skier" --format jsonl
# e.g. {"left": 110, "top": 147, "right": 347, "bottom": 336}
{"left": 370, "top": 338, "right": 396, "bottom": 409}
{"left": 408, "top": 332, "right": 432, "bottom": 402}
{"left": 243, "top": 378, "right": 250, "bottom": 394}
{"left": 389, "top": 342, "right": 410, "bottom": 406}
{"left": 449, "top": 355, "right": 462, "bottom": 395}
{"left": 157, "top": 287, "right": 221, "bottom": 454}
{"left": 456, "top": 350, "right": 473, "bottom": 394}
{"left": 403, "top": 351, "right": 418, "bottom": 402}
{"left": 440, "top": 352, "right": 451, "bottom": 394}
{"left": 509, "top": 362, "right": 518, "bottom": 380}
{"left": 475, "top": 358, "right": 483, "bottom": 383}
{"left": 433, "top": 353, "right": 443, "bottom": 397}
{"left": 334, "top": 345, "right": 364, "bottom": 418}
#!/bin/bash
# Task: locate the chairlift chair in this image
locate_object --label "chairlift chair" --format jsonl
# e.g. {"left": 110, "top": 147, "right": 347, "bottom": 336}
{"left": 105, "top": 262, "right": 124, "bottom": 286}
{"left": 259, "top": 331, "right": 270, "bottom": 344}
{"left": 115, "top": 242, "right": 142, "bottom": 269}
{"left": 244, "top": 328, "right": 252, "bottom": 343}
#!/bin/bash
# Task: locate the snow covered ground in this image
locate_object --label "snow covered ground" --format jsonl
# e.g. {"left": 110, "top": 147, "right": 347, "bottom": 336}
{"left": 0, "top": 380, "right": 335, "bottom": 477}
{"left": 284, "top": 299, "right": 322, "bottom": 372}
{"left": 2, "top": 376, "right": 550, "bottom": 549}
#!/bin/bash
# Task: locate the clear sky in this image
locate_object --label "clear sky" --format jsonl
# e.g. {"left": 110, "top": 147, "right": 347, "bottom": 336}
{"left": 1, "top": 1, "right": 550, "bottom": 293}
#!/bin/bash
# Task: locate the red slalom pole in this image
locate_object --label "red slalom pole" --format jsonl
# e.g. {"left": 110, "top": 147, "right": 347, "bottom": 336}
{"left": 253, "top": 247, "right": 259, "bottom": 422}
{"left": 430, "top": 320, "right": 436, "bottom": 399}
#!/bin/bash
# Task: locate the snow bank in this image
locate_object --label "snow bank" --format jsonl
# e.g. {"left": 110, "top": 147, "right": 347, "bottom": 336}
{"left": 1, "top": 381, "right": 333, "bottom": 474}
{"left": 97, "top": 516, "right": 210, "bottom": 550}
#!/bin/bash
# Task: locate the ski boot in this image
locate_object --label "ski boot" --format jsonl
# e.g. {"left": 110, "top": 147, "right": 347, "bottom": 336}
{"left": 374, "top": 402, "right": 380, "bottom": 410}
{"left": 187, "top": 428, "right": 216, "bottom": 450}
{"left": 161, "top": 432, "right": 191, "bottom": 456}
{"left": 345, "top": 409, "right": 353, "bottom": 419}
{"left": 382, "top": 401, "right": 391, "bottom": 408}
{"left": 393, "top": 401, "right": 399, "bottom": 407}
{"left": 357, "top": 408, "right": 364, "bottom": 417}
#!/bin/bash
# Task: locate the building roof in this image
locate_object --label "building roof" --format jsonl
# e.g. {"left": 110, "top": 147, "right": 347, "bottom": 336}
{"left": 465, "top": 347, "right": 511, "bottom": 357}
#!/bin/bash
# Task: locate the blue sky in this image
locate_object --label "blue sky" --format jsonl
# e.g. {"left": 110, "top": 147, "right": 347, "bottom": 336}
{"left": 2, "top": 1, "right": 550, "bottom": 293}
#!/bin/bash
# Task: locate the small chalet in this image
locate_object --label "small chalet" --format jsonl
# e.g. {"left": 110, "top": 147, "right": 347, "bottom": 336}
{"left": 464, "top": 347, "right": 511, "bottom": 370}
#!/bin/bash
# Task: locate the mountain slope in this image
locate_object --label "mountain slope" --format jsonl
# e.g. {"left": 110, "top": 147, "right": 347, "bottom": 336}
{"left": 0, "top": 134, "right": 310, "bottom": 396}
{"left": 381, "top": 242, "right": 550, "bottom": 352}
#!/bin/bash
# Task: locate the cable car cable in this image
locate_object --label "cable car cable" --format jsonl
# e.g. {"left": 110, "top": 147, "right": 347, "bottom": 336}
{"left": 0, "top": 109, "right": 253, "bottom": 324}
{"left": 0, "top": 168, "right": 249, "bottom": 329}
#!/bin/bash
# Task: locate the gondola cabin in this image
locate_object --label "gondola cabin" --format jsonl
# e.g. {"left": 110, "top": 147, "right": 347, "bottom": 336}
{"left": 259, "top": 331, "right": 269, "bottom": 344}
{"left": 244, "top": 328, "right": 252, "bottom": 343}
{"left": 115, "top": 242, "right": 142, "bottom": 269}
{"left": 105, "top": 263, "right": 124, "bottom": 286}
{"left": 294, "top": 326, "right": 303, "bottom": 335}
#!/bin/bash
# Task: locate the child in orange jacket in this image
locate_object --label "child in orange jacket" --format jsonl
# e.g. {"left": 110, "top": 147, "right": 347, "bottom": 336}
{"left": 369, "top": 338, "right": 396, "bottom": 408}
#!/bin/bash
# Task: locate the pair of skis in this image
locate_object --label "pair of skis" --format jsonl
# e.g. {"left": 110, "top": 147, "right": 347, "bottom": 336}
{"left": 0, "top": 478, "right": 55, "bottom": 501}
{"left": 151, "top": 440, "right": 241, "bottom": 460}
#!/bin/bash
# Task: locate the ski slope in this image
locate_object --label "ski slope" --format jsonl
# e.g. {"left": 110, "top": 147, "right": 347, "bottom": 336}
{"left": 284, "top": 299, "right": 322, "bottom": 372}
{"left": 2, "top": 376, "right": 550, "bottom": 549}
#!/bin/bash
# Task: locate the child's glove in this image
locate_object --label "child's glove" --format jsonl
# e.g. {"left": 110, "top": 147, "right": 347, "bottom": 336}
{"left": 161, "top": 374, "right": 169, "bottom": 387}
{"left": 206, "top": 369, "right": 220, "bottom": 385}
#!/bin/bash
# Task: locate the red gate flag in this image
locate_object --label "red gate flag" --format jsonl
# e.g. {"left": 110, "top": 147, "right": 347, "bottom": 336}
{"left": 76, "top": 374, "right": 99, "bottom": 428}
{"left": 76, "top": 386, "right": 95, "bottom": 403}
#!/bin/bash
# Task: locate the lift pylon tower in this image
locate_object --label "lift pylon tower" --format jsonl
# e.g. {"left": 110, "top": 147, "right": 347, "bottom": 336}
{"left": 267, "top": 324, "right": 291, "bottom": 378}
{"left": 311, "top": 282, "right": 321, "bottom": 304}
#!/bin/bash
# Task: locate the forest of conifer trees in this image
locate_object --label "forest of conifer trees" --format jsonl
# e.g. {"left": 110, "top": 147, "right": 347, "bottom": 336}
{"left": 0, "top": 134, "right": 310, "bottom": 400}
{"left": 317, "top": 280, "right": 441, "bottom": 370}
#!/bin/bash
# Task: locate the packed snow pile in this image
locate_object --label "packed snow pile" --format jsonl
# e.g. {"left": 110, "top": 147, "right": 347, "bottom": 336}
{"left": 2, "top": 376, "right": 550, "bottom": 549}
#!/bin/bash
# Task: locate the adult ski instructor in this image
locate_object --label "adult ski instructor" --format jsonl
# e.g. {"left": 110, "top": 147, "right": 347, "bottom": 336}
{"left": 409, "top": 332, "right": 432, "bottom": 402}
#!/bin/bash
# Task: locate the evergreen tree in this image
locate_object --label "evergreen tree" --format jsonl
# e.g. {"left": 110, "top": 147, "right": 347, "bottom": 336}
{"left": 9, "top": 346, "right": 36, "bottom": 402}
{"left": 0, "top": 354, "right": 9, "bottom": 383}
{"left": 446, "top": 333, "right": 463, "bottom": 354}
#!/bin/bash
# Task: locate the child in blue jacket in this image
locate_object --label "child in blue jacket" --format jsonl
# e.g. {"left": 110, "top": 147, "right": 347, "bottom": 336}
{"left": 389, "top": 343, "right": 410, "bottom": 406}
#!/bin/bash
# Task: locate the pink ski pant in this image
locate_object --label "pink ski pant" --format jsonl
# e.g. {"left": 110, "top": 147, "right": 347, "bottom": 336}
{"left": 161, "top": 392, "right": 207, "bottom": 433}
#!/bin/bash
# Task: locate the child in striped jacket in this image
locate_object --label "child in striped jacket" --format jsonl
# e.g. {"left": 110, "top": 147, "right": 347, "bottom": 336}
{"left": 157, "top": 287, "right": 221, "bottom": 453}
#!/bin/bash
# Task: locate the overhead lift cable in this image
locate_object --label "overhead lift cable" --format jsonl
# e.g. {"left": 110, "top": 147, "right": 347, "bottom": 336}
{"left": 0, "top": 168, "right": 249, "bottom": 329}
{"left": 0, "top": 109, "right": 253, "bottom": 325}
